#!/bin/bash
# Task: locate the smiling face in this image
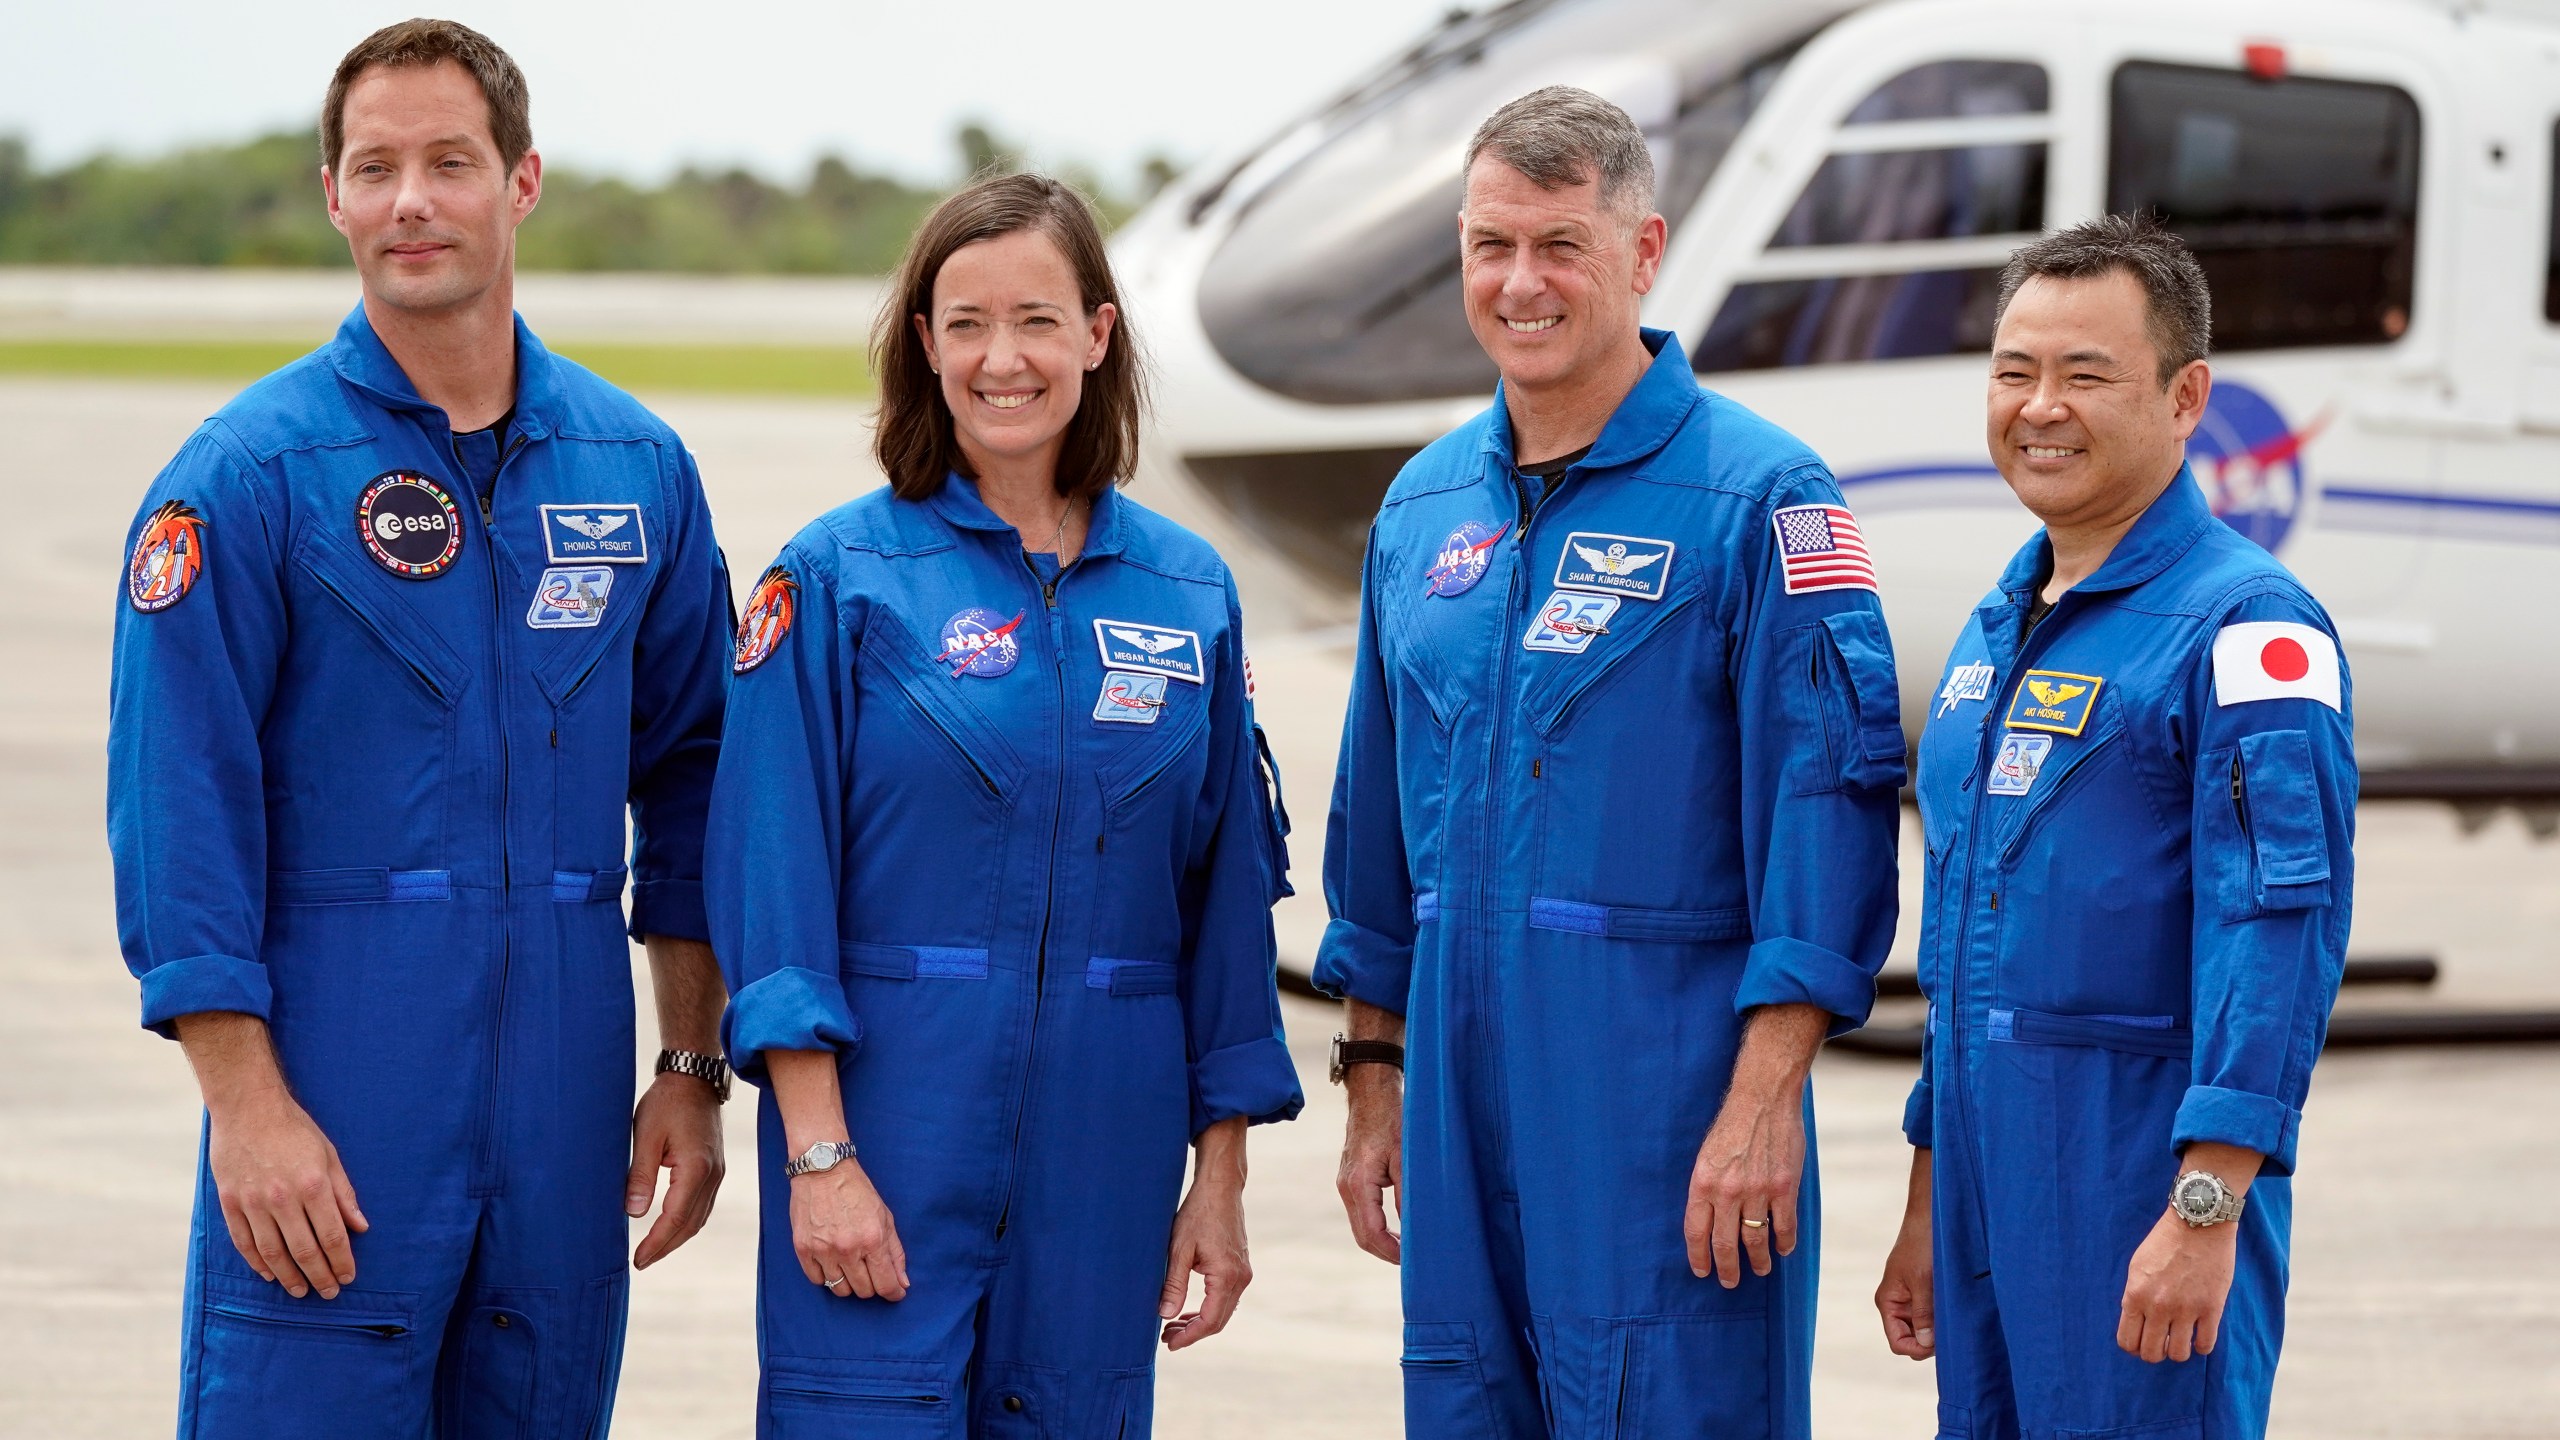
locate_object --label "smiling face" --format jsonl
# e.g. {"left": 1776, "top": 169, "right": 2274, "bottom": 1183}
{"left": 1987, "top": 269, "right": 2211, "bottom": 532}
{"left": 323, "top": 60, "right": 538, "bottom": 315}
{"left": 915, "top": 228, "right": 1116, "bottom": 478}
{"left": 1458, "top": 155, "right": 1665, "bottom": 398}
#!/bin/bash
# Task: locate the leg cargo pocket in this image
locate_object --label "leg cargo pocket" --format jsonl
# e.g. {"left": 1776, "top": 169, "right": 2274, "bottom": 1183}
{"left": 191, "top": 1275, "right": 422, "bottom": 1440}
{"left": 1402, "top": 1321, "right": 1502, "bottom": 1440}
{"left": 439, "top": 1303, "right": 539, "bottom": 1439}
{"left": 764, "top": 1357, "right": 955, "bottom": 1438}
{"left": 1613, "top": 1313, "right": 1772, "bottom": 1439}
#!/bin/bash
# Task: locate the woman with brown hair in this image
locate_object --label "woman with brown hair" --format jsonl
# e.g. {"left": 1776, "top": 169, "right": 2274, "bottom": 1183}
{"left": 706, "top": 172, "right": 1303, "bottom": 1436}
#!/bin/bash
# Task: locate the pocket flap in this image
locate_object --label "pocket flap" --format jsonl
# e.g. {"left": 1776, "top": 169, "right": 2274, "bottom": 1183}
{"left": 2239, "top": 729, "right": 2332, "bottom": 895}
{"left": 838, "top": 941, "right": 989, "bottom": 980}
{"left": 270, "top": 867, "right": 453, "bottom": 905}
{"left": 765, "top": 1356, "right": 953, "bottom": 1404}
{"left": 203, "top": 1271, "right": 419, "bottom": 1335}
{"left": 1400, "top": 1320, "right": 1480, "bottom": 1365}
{"left": 294, "top": 540, "right": 470, "bottom": 703}
{"left": 1988, "top": 1007, "right": 2191, "bottom": 1058}
{"left": 1527, "top": 897, "right": 1750, "bottom": 942}
{"left": 1086, "top": 957, "right": 1178, "bottom": 995}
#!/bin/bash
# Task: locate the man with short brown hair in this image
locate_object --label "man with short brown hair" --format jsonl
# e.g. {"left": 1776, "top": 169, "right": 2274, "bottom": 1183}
{"left": 108, "top": 20, "right": 734, "bottom": 1434}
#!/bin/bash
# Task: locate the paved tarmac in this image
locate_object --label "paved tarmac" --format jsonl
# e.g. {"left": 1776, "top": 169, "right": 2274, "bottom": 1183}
{"left": 3, "top": 376, "right": 2556, "bottom": 1437}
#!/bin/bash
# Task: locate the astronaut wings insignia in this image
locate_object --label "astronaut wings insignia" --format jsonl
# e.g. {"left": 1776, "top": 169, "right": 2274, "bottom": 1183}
{"left": 1107, "top": 626, "right": 1185, "bottom": 655}
{"left": 556, "top": 512, "right": 629, "bottom": 540}
{"left": 1570, "top": 542, "right": 1664, "bottom": 578}
{"left": 2025, "top": 679, "right": 2086, "bottom": 708}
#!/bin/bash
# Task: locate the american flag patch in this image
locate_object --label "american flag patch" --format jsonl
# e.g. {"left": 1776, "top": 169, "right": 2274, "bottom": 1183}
{"left": 1772, "top": 503, "right": 1878, "bottom": 595}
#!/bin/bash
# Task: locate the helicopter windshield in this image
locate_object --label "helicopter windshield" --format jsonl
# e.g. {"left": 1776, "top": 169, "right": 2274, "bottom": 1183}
{"left": 1194, "top": 0, "right": 1855, "bottom": 406}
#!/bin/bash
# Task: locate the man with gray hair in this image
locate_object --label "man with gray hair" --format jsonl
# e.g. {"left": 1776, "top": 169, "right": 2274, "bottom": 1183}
{"left": 1317, "top": 85, "right": 1904, "bottom": 1438}
{"left": 1875, "top": 213, "right": 2354, "bottom": 1438}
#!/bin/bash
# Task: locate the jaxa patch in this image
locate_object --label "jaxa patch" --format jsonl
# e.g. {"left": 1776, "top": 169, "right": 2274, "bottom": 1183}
{"left": 940, "top": 607, "right": 1024, "bottom": 679}
{"left": 540, "top": 504, "right": 648, "bottom": 564}
{"left": 1986, "top": 732, "right": 2053, "bottom": 795}
{"left": 1093, "top": 670, "right": 1170, "bottom": 724}
{"left": 525, "top": 566, "right": 616, "bottom": 629}
{"left": 127, "top": 499, "right": 207, "bottom": 613}
{"left": 1423, "top": 520, "right": 1507, "bottom": 598}
{"left": 357, "top": 472, "right": 463, "bottom": 579}
{"left": 733, "top": 566, "right": 797, "bottom": 673}
{"left": 1521, "top": 591, "right": 1620, "bottom": 654}
{"left": 1936, "top": 662, "right": 1995, "bottom": 718}
{"left": 1093, "top": 619, "right": 1204, "bottom": 684}
{"left": 2005, "top": 670, "right": 2104, "bottom": 736}
{"left": 1553, "top": 532, "right": 1674, "bottom": 602}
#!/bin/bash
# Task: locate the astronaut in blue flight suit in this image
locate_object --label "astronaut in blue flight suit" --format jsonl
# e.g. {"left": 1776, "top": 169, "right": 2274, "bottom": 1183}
{"left": 1873, "top": 217, "right": 2355, "bottom": 1440}
{"left": 1318, "top": 89, "right": 1904, "bottom": 1440}
{"left": 706, "top": 174, "right": 1301, "bottom": 1438}
{"left": 106, "top": 24, "right": 734, "bottom": 1437}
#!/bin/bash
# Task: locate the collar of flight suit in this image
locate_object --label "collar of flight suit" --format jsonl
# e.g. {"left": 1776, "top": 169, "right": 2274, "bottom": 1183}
{"left": 323, "top": 300, "right": 563, "bottom": 442}
{"left": 1478, "top": 326, "right": 1702, "bottom": 474}
{"left": 1994, "top": 463, "right": 2218, "bottom": 608}
{"left": 923, "top": 469, "right": 1132, "bottom": 562}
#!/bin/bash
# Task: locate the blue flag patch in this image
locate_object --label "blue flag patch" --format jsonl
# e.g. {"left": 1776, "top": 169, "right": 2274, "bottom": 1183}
{"left": 539, "top": 503, "right": 648, "bottom": 564}
{"left": 1093, "top": 619, "right": 1204, "bottom": 684}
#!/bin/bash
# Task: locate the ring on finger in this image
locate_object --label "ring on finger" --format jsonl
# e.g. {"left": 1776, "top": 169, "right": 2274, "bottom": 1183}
{"left": 1740, "top": 1217, "right": 1768, "bottom": 1229}
{"left": 823, "top": 1272, "right": 849, "bottom": 1290}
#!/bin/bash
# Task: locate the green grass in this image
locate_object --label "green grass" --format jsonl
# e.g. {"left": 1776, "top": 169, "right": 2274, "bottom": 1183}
{"left": 0, "top": 337, "right": 873, "bottom": 398}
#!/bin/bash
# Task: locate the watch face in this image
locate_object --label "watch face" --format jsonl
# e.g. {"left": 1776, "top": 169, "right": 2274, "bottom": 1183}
{"left": 2175, "top": 1174, "right": 2221, "bottom": 1218}
{"left": 801, "top": 1144, "right": 840, "bottom": 1173}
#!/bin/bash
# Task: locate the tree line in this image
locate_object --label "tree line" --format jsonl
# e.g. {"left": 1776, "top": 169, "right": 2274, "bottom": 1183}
{"left": 0, "top": 125, "right": 1175, "bottom": 273}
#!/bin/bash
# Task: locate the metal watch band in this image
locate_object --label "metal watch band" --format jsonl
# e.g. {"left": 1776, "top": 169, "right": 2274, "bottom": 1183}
{"left": 1329, "top": 1034, "right": 1406, "bottom": 1085}
{"left": 783, "top": 1141, "right": 858, "bottom": 1179}
{"left": 655, "top": 1047, "right": 732, "bottom": 1104}
{"left": 2172, "top": 1169, "right": 2245, "bottom": 1226}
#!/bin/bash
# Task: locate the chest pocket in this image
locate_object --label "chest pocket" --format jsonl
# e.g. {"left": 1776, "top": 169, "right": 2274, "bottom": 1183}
{"left": 294, "top": 536, "right": 471, "bottom": 708}
{"left": 860, "top": 608, "right": 1027, "bottom": 803}
{"left": 1096, "top": 680, "right": 1212, "bottom": 817}
{"left": 1991, "top": 702, "right": 2127, "bottom": 865}
{"left": 1522, "top": 583, "right": 1707, "bottom": 740}
{"left": 528, "top": 561, "right": 656, "bottom": 710}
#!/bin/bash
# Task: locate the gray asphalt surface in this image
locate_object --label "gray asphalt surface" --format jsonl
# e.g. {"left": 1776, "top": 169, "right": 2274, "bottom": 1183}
{"left": 3, "top": 376, "right": 2554, "bottom": 1436}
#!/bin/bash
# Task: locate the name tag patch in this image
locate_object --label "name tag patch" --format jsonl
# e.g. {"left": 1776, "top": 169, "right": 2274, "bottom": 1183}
{"left": 1093, "top": 620, "right": 1204, "bottom": 684}
{"left": 1937, "top": 662, "right": 1995, "bottom": 717}
{"left": 2004, "top": 670, "right": 2104, "bottom": 735}
{"left": 1521, "top": 591, "right": 1620, "bottom": 654}
{"left": 1093, "top": 670, "right": 1170, "bottom": 724}
{"left": 525, "top": 566, "right": 616, "bottom": 628}
{"left": 540, "top": 503, "right": 648, "bottom": 564}
{"left": 1554, "top": 531, "right": 1674, "bottom": 601}
{"left": 1987, "top": 732, "right": 2053, "bottom": 795}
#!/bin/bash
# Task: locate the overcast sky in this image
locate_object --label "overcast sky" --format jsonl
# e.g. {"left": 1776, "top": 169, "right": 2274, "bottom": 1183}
{"left": 2, "top": 0, "right": 1464, "bottom": 186}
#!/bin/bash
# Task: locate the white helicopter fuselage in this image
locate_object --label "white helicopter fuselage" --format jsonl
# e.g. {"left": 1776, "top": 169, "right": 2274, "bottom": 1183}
{"left": 1115, "top": 0, "right": 2560, "bottom": 798}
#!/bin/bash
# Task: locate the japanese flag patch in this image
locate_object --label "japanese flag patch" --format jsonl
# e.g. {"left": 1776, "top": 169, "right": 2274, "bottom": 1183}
{"left": 2212, "top": 621, "right": 2341, "bottom": 710}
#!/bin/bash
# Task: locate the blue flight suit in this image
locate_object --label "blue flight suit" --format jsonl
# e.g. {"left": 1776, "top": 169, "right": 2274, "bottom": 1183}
{"left": 706, "top": 475, "right": 1303, "bottom": 1439}
{"left": 107, "top": 306, "right": 732, "bottom": 1438}
{"left": 1315, "top": 331, "right": 1906, "bottom": 1440}
{"left": 1908, "top": 470, "right": 2356, "bottom": 1440}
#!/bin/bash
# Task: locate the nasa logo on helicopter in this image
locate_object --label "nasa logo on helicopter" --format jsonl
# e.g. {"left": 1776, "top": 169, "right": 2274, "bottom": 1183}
{"left": 2189, "top": 379, "right": 2325, "bottom": 555}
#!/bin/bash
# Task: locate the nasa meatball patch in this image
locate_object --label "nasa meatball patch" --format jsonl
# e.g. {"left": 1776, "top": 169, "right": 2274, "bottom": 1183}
{"left": 128, "top": 499, "right": 208, "bottom": 613}
{"left": 357, "top": 472, "right": 464, "bottom": 579}
{"left": 2212, "top": 621, "right": 2341, "bottom": 711}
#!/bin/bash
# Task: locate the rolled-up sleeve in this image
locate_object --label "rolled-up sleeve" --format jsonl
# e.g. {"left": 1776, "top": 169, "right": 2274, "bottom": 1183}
{"left": 1312, "top": 525, "right": 1420, "bottom": 1016}
{"left": 109, "top": 431, "right": 288, "bottom": 1038}
{"left": 1732, "top": 471, "right": 1905, "bottom": 1033}
{"left": 1178, "top": 579, "right": 1305, "bottom": 1135}
{"left": 706, "top": 544, "right": 860, "bottom": 1083}
{"left": 627, "top": 443, "right": 731, "bottom": 944}
{"left": 2174, "top": 590, "right": 2356, "bottom": 1175}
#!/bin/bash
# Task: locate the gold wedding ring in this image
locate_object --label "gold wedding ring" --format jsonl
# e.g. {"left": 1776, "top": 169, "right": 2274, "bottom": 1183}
{"left": 1740, "top": 1218, "right": 1768, "bottom": 1229}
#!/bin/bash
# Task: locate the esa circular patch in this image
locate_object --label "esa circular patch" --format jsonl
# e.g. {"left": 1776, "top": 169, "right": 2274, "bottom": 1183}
{"left": 938, "top": 606, "right": 1024, "bottom": 679}
{"left": 356, "top": 472, "right": 464, "bottom": 579}
{"left": 128, "top": 498, "right": 208, "bottom": 613}
{"left": 733, "top": 565, "right": 798, "bottom": 673}
{"left": 1423, "top": 520, "right": 1507, "bottom": 598}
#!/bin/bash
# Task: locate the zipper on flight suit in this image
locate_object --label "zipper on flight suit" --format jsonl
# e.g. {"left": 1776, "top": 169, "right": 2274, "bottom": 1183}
{"left": 469, "top": 432, "right": 529, "bottom": 1192}
{"left": 994, "top": 552, "right": 1070, "bottom": 1241}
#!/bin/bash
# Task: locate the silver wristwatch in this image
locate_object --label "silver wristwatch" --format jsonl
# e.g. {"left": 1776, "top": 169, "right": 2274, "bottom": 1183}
{"left": 783, "top": 1140, "right": 858, "bottom": 1179}
{"left": 2170, "top": 1169, "right": 2244, "bottom": 1227}
{"left": 655, "top": 1047, "right": 731, "bottom": 1104}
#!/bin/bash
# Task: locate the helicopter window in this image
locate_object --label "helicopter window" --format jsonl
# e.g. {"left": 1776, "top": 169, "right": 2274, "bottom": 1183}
{"left": 1768, "top": 144, "right": 2046, "bottom": 247}
{"left": 1845, "top": 60, "right": 2047, "bottom": 124}
{"left": 2546, "top": 120, "right": 2559, "bottom": 324}
{"left": 2109, "top": 62, "right": 2420, "bottom": 350}
{"left": 1190, "top": 0, "right": 1852, "bottom": 406}
{"left": 1693, "top": 268, "right": 2004, "bottom": 372}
